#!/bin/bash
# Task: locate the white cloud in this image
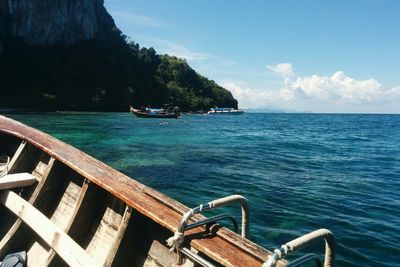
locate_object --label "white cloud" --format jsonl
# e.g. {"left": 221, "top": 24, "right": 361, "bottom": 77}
{"left": 267, "top": 63, "right": 295, "bottom": 78}
{"left": 130, "top": 36, "right": 211, "bottom": 61}
{"left": 109, "top": 11, "right": 164, "bottom": 28}
{"left": 285, "top": 71, "right": 385, "bottom": 104}
{"left": 220, "top": 80, "right": 290, "bottom": 108}
{"left": 222, "top": 64, "right": 400, "bottom": 113}
{"left": 220, "top": 81, "right": 255, "bottom": 107}
{"left": 385, "top": 85, "right": 400, "bottom": 101}
{"left": 160, "top": 43, "right": 210, "bottom": 61}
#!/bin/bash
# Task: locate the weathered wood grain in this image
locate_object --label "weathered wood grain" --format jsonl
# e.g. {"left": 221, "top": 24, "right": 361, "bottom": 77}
{"left": 0, "top": 190, "right": 98, "bottom": 267}
{"left": 0, "top": 158, "right": 54, "bottom": 257}
{"left": 0, "top": 173, "right": 37, "bottom": 190}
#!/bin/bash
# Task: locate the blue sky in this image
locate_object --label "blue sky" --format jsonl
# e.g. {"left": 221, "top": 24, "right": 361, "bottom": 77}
{"left": 104, "top": 0, "right": 400, "bottom": 113}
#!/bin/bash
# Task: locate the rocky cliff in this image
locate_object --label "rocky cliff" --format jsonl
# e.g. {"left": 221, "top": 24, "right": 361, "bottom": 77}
{"left": 0, "top": 0, "right": 115, "bottom": 45}
{"left": 0, "top": 0, "right": 238, "bottom": 111}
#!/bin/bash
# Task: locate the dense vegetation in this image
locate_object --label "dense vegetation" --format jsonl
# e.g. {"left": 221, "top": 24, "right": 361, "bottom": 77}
{"left": 0, "top": 29, "right": 237, "bottom": 111}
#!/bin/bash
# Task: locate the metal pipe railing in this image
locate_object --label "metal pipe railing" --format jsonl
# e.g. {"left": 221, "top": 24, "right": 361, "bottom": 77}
{"left": 166, "top": 195, "right": 250, "bottom": 265}
{"left": 185, "top": 213, "right": 239, "bottom": 233}
{"left": 263, "top": 229, "right": 335, "bottom": 267}
{"left": 207, "top": 194, "right": 250, "bottom": 238}
{"left": 180, "top": 247, "right": 217, "bottom": 267}
{"left": 175, "top": 194, "right": 249, "bottom": 238}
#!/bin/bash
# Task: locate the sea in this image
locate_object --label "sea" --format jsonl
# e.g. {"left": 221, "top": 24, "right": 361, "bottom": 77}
{"left": 7, "top": 112, "right": 400, "bottom": 266}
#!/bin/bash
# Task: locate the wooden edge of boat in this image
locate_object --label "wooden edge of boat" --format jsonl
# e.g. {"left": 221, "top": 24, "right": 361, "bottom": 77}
{"left": 0, "top": 115, "right": 285, "bottom": 267}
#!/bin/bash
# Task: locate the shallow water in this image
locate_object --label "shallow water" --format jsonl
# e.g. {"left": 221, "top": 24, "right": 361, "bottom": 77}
{"left": 8, "top": 112, "right": 400, "bottom": 266}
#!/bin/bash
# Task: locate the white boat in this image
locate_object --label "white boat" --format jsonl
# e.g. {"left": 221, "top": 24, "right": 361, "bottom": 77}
{"left": 207, "top": 108, "right": 244, "bottom": 115}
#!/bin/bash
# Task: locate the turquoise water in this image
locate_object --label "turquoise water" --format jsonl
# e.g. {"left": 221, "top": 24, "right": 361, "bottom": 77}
{"left": 8, "top": 112, "right": 400, "bottom": 266}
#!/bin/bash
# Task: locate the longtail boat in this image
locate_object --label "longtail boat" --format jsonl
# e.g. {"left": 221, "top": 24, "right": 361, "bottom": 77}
{"left": 0, "top": 116, "right": 334, "bottom": 267}
{"left": 130, "top": 106, "right": 180, "bottom": 118}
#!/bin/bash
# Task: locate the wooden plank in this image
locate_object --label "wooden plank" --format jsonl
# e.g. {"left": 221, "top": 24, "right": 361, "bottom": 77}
{"left": 50, "top": 180, "right": 81, "bottom": 230}
{"left": 0, "top": 164, "right": 6, "bottom": 173}
{"left": 43, "top": 178, "right": 90, "bottom": 266}
{"left": 0, "top": 190, "right": 99, "bottom": 267}
{"left": 28, "top": 241, "right": 51, "bottom": 267}
{"left": 29, "top": 157, "right": 56, "bottom": 205}
{"left": 84, "top": 197, "right": 127, "bottom": 265}
{"left": 102, "top": 206, "right": 132, "bottom": 267}
{"left": 63, "top": 179, "right": 90, "bottom": 232}
{"left": 144, "top": 240, "right": 194, "bottom": 267}
{"left": 0, "top": 173, "right": 37, "bottom": 190}
{"left": 0, "top": 158, "right": 55, "bottom": 256}
{"left": 6, "top": 141, "right": 26, "bottom": 173}
{"left": 32, "top": 161, "right": 49, "bottom": 182}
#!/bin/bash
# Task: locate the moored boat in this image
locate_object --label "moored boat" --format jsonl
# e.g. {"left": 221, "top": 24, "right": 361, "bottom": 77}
{"left": 207, "top": 108, "right": 244, "bottom": 115}
{"left": 130, "top": 105, "right": 180, "bottom": 118}
{"left": 0, "top": 116, "right": 334, "bottom": 267}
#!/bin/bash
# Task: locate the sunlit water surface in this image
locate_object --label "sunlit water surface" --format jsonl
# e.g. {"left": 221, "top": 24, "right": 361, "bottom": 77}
{"left": 8, "top": 112, "right": 400, "bottom": 266}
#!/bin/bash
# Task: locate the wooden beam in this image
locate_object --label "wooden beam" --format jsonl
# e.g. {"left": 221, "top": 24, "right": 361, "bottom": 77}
{"left": 43, "top": 178, "right": 91, "bottom": 266}
{"left": 0, "top": 158, "right": 55, "bottom": 256}
{"left": 0, "top": 173, "right": 37, "bottom": 190}
{"left": 7, "top": 141, "right": 26, "bottom": 173}
{"left": 102, "top": 206, "right": 132, "bottom": 267}
{"left": 0, "top": 190, "right": 99, "bottom": 267}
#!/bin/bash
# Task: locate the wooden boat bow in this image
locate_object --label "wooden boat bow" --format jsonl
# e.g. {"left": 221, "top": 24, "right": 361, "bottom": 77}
{"left": 0, "top": 115, "right": 280, "bottom": 267}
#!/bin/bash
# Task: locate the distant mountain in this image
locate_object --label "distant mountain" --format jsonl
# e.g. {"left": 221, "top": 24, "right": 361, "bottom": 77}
{"left": 245, "top": 107, "right": 286, "bottom": 113}
{"left": 245, "top": 106, "right": 311, "bottom": 113}
{"left": 0, "top": 0, "right": 237, "bottom": 111}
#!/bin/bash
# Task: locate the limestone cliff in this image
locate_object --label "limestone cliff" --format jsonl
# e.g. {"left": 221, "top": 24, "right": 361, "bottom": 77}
{"left": 0, "top": 0, "right": 115, "bottom": 45}
{"left": 0, "top": 0, "right": 238, "bottom": 111}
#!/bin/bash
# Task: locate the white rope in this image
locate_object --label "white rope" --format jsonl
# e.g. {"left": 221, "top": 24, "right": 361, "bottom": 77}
{"left": 263, "top": 245, "right": 288, "bottom": 267}
{"left": 166, "top": 207, "right": 199, "bottom": 252}
{"left": 263, "top": 255, "right": 276, "bottom": 267}
{"left": 199, "top": 204, "right": 204, "bottom": 212}
{"left": 166, "top": 231, "right": 185, "bottom": 252}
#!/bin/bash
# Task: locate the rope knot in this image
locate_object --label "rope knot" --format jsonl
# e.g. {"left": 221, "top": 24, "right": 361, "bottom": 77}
{"left": 199, "top": 204, "right": 204, "bottom": 212}
{"left": 166, "top": 231, "right": 185, "bottom": 252}
{"left": 263, "top": 254, "right": 277, "bottom": 267}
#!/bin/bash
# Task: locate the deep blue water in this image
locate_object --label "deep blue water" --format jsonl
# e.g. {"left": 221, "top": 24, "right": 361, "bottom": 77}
{"left": 7, "top": 112, "right": 400, "bottom": 266}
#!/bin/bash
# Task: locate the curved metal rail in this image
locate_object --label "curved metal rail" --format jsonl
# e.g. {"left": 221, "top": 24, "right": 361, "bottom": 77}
{"left": 263, "top": 228, "right": 335, "bottom": 267}
{"left": 177, "top": 194, "right": 249, "bottom": 238}
{"left": 185, "top": 213, "right": 239, "bottom": 233}
{"left": 166, "top": 195, "right": 250, "bottom": 265}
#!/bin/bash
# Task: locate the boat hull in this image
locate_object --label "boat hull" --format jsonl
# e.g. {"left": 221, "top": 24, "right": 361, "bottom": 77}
{"left": 0, "top": 115, "right": 279, "bottom": 267}
{"left": 208, "top": 111, "right": 244, "bottom": 115}
{"left": 130, "top": 108, "right": 180, "bottom": 118}
{"left": 207, "top": 108, "right": 244, "bottom": 115}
